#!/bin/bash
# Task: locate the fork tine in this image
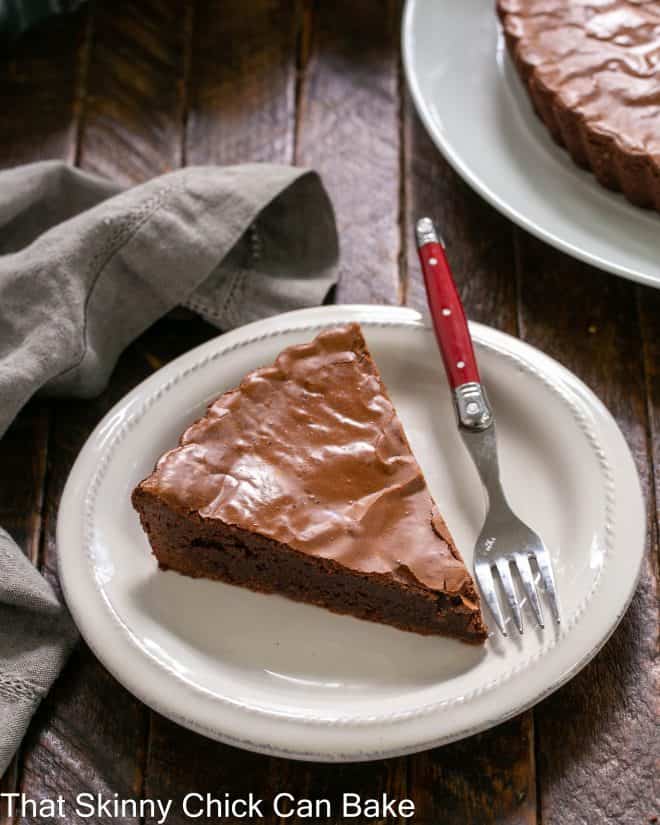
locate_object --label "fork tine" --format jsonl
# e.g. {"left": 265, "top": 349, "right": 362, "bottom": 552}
{"left": 475, "top": 561, "right": 507, "bottom": 636}
{"left": 534, "top": 547, "right": 560, "bottom": 624}
{"left": 495, "top": 559, "right": 523, "bottom": 634}
{"left": 514, "top": 553, "right": 544, "bottom": 628}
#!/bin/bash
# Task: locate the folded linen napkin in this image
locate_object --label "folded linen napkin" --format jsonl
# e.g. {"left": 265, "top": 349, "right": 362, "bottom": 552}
{"left": 0, "top": 160, "right": 338, "bottom": 775}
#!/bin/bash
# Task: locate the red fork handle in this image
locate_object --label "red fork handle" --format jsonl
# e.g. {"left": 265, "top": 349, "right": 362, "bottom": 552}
{"left": 416, "top": 224, "right": 480, "bottom": 389}
{"left": 416, "top": 218, "right": 493, "bottom": 432}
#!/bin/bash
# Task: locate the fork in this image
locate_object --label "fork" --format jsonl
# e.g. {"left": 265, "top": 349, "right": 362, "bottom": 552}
{"left": 415, "top": 217, "right": 560, "bottom": 635}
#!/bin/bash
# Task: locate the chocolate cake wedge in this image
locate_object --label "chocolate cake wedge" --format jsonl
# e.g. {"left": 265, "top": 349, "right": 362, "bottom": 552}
{"left": 132, "top": 323, "right": 488, "bottom": 643}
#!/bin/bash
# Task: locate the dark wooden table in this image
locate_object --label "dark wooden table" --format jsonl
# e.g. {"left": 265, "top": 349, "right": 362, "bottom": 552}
{"left": 0, "top": 3, "right": 657, "bottom": 823}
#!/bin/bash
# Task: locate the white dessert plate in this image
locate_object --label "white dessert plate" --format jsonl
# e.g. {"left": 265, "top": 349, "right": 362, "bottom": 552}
{"left": 402, "top": 0, "right": 660, "bottom": 289}
{"left": 58, "top": 305, "right": 645, "bottom": 762}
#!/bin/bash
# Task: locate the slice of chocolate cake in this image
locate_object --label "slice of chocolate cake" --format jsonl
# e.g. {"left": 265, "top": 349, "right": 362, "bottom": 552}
{"left": 132, "top": 324, "right": 488, "bottom": 643}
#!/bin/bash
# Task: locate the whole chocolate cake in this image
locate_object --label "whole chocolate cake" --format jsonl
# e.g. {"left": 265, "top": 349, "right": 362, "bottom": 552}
{"left": 497, "top": 0, "right": 660, "bottom": 210}
{"left": 132, "top": 324, "right": 488, "bottom": 643}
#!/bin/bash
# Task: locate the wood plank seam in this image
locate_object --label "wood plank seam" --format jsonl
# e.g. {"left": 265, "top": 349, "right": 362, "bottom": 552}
{"left": 72, "top": 5, "right": 95, "bottom": 168}
{"left": 396, "top": 0, "right": 408, "bottom": 308}
{"left": 635, "top": 286, "right": 660, "bottom": 570}
{"left": 138, "top": 714, "right": 154, "bottom": 825}
{"left": 293, "top": 0, "right": 313, "bottom": 164}
{"left": 178, "top": 0, "right": 195, "bottom": 168}
{"left": 512, "top": 228, "right": 524, "bottom": 340}
{"left": 532, "top": 713, "right": 543, "bottom": 825}
{"left": 513, "top": 229, "right": 543, "bottom": 825}
{"left": 33, "top": 412, "right": 52, "bottom": 570}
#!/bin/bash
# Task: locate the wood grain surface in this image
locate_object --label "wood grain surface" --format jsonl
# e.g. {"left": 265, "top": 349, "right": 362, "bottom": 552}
{"left": 296, "top": 0, "right": 402, "bottom": 305}
{"left": 0, "top": 9, "right": 88, "bottom": 169}
{"left": 514, "top": 236, "right": 659, "bottom": 825}
{"left": 0, "top": 2, "right": 657, "bottom": 824}
{"left": 186, "top": 0, "right": 299, "bottom": 166}
{"left": 78, "top": 0, "right": 190, "bottom": 182}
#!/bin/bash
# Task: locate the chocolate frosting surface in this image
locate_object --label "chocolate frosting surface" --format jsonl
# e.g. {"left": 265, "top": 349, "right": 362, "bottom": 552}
{"left": 499, "top": 0, "right": 660, "bottom": 161}
{"left": 141, "top": 324, "right": 472, "bottom": 595}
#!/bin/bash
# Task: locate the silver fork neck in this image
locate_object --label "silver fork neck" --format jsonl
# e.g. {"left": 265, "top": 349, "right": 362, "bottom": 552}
{"left": 459, "top": 421, "right": 509, "bottom": 513}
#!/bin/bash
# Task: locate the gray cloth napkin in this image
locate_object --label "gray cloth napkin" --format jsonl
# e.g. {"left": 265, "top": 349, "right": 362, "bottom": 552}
{"left": 0, "top": 160, "right": 338, "bottom": 775}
